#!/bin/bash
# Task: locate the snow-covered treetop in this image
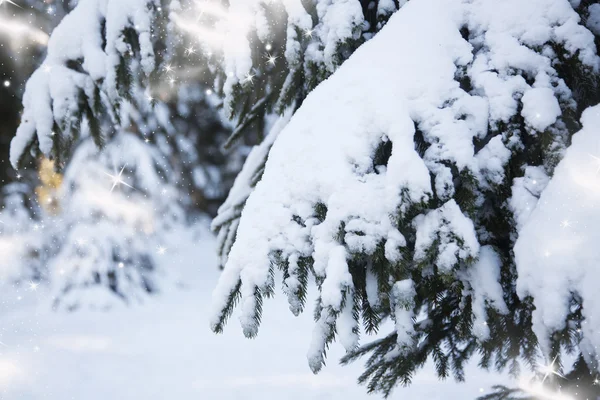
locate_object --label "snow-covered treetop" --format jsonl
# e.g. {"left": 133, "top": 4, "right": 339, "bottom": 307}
{"left": 10, "top": 0, "right": 168, "bottom": 169}
{"left": 47, "top": 132, "right": 184, "bottom": 309}
{"left": 211, "top": 0, "right": 600, "bottom": 392}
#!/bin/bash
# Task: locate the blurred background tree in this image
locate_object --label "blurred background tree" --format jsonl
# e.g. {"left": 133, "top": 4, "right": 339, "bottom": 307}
{"left": 0, "top": 0, "right": 244, "bottom": 307}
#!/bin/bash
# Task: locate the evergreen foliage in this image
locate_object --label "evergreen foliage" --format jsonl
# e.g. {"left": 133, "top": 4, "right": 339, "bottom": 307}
{"left": 4, "top": 0, "right": 237, "bottom": 306}
{"left": 206, "top": 0, "right": 399, "bottom": 268}
{"left": 7, "top": 0, "right": 600, "bottom": 397}
{"left": 207, "top": 0, "right": 600, "bottom": 397}
{"left": 0, "top": 0, "right": 72, "bottom": 188}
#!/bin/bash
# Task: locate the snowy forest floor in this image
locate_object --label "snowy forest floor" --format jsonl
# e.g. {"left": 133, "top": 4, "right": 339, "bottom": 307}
{"left": 0, "top": 224, "right": 512, "bottom": 399}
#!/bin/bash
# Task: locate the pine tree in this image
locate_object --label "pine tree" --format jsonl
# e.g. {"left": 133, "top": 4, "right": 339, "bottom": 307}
{"left": 47, "top": 132, "right": 186, "bottom": 309}
{"left": 206, "top": 0, "right": 600, "bottom": 397}
{"left": 4, "top": 0, "right": 236, "bottom": 305}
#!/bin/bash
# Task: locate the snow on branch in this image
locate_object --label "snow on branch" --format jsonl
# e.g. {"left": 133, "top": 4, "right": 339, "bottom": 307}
{"left": 10, "top": 0, "right": 164, "bottom": 169}
{"left": 515, "top": 105, "right": 600, "bottom": 369}
{"left": 211, "top": 0, "right": 599, "bottom": 378}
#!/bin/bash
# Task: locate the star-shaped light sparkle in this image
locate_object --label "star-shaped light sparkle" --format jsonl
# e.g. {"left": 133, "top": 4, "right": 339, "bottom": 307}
{"left": 157, "top": 245, "right": 167, "bottom": 255}
{"left": 266, "top": 53, "right": 277, "bottom": 66}
{"left": 538, "top": 356, "right": 565, "bottom": 383}
{"left": 104, "top": 165, "right": 133, "bottom": 192}
{"left": 243, "top": 72, "right": 255, "bottom": 84}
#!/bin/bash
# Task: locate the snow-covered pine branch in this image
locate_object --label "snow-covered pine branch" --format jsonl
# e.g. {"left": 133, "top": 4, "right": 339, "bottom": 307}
{"left": 515, "top": 104, "right": 600, "bottom": 373}
{"left": 211, "top": 0, "right": 600, "bottom": 394}
{"left": 9, "top": 0, "right": 167, "bottom": 170}
{"left": 196, "top": 0, "right": 400, "bottom": 268}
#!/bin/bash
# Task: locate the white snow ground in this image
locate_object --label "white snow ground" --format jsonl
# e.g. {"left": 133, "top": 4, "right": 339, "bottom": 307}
{"left": 0, "top": 225, "right": 510, "bottom": 399}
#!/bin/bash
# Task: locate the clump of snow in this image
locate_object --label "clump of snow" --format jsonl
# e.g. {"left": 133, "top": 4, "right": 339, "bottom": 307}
{"left": 377, "top": 0, "right": 397, "bottom": 20}
{"left": 310, "top": 0, "right": 364, "bottom": 71}
{"left": 336, "top": 289, "right": 359, "bottom": 351}
{"left": 319, "top": 246, "right": 352, "bottom": 311}
{"left": 462, "top": 246, "right": 508, "bottom": 341}
{"left": 391, "top": 279, "right": 417, "bottom": 349}
{"left": 515, "top": 105, "right": 600, "bottom": 365}
{"left": 413, "top": 200, "right": 479, "bottom": 273}
{"left": 521, "top": 87, "right": 562, "bottom": 132}
{"left": 586, "top": 4, "right": 600, "bottom": 36}
{"left": 472, "top": 136, "right": 511, "bottom": 188}
{"left": 509, "top": 166, "right": 550, "bottom": 229}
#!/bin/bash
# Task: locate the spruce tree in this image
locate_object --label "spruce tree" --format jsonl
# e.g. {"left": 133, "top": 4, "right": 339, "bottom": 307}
{"left": 4, "top": 0, "right": 236, "bottom": 305}
{"left": 206, "top": 0, "right": 600, "bottom": 397}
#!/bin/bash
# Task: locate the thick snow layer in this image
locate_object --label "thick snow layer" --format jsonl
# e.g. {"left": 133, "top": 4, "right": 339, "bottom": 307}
{"left": 0, "top": 226, "right": 511, "bottom": 399}
{"left": 515, "top": 105, "right": 600, "bottom": 364}
{"left": 587, "top": 4, "right": 600, "bottom": 36}
{"left": 212, "top": 0, "right": 598, "bottom": 369}
{"left": 211, "top": 111, "right": 293, "bottom": 268}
